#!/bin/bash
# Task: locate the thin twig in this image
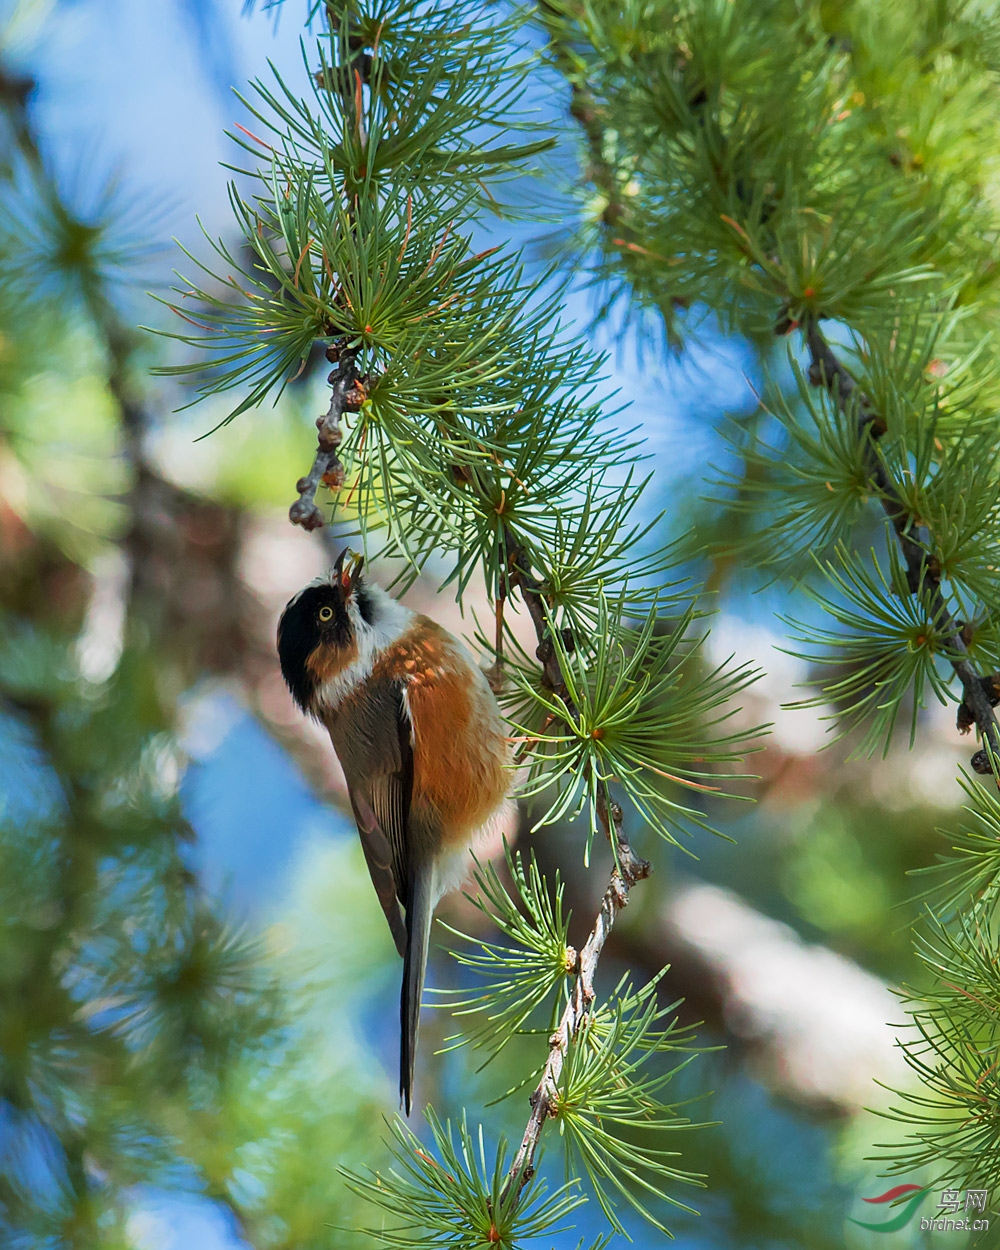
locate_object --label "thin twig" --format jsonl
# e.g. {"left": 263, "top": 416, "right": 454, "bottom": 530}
{"left": 500, "top": 787, "right": 649, "bottom": 1204}
{"left": 537, "top": 4, "right": 628, "bottom": 233}
{"left": 538, "top": 4, "right": 688, "bottom": 331}
{"left": 288, "top": 350, "right": 360, "bottom": 531}
{"left": 485, "top": 587, "right": 507, "bottom": 694}
{"left": 489, "top": 532, "right": 651, "bottom": 1202}
{"left": 502, "top": 527, "right": 575, "bottom": 705}
{"left": 804, "top": 320, "right": 1000, "bottom": 774}
{"left": 290, "top": 10, "right": 377, "bottom": 535}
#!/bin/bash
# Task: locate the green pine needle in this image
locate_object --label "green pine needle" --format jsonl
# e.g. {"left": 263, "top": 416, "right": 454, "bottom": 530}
{"left": 340, "top": 1108, "right": 587, "bottom": 1248}
{"left": 434, "top": 845, "right": 573, "bottom": 1066}
{"left": 781, "top": 544, "right": 957, "bottom": 756}
{"left": 909, "top": 770, "right": 1000, "bottom": 917}
{"left": 873, "top": 904, "right": 1000, "bottom": 1189}
{"left": 506, "top": 589, "right": 763, "bottom": 856}
{"left": 554, "top": 994, "right": 709, "bottom": 1238}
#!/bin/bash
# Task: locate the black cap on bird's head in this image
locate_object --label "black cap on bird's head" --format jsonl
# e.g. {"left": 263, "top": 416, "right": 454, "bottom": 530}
{"left": 276, "top": 549, "right": 372, "bottom": 713}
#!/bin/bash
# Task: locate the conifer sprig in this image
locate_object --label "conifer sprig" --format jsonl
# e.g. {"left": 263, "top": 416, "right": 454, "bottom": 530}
{"left": 435, "top": 847, "right": 574, "bottom": 1064}
{"left": 874, "top": 903, "right": 1000, "bottom": 1189}
{"left": 504, "top": 592, "right": 759, "bottom": 854}
{"left": 555, "top": 999, "right": 706, "bottom": 1236}
{"left": 803, "top": 320, "right": 1000, "bottom": 771}
{"left": 910, "top": 771, "right": 1000, "bottom": 917}
{"left": 340, "top": 1109, "right": 588, "bottom": 1248}
{"left": 781, "top": 544, "right": 955, "bottom": 756}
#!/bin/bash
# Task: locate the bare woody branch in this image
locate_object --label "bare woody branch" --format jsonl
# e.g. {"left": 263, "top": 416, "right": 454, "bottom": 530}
{"left": 501, "top": 788, "right": 649, "bottom": 1205}
{"left": 289, "top": 349, "right": 362, "bottom": 532}
{"left": 804, "top": 319, "right": 1000, "bottom": 774}
{"left": 488, "top": 533, "right": 651, "bottom": 1203}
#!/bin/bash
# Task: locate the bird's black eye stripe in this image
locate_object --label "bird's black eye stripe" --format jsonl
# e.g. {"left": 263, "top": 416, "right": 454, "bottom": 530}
{"left": 277, "top": 584, "right": 353, "bottom": 714}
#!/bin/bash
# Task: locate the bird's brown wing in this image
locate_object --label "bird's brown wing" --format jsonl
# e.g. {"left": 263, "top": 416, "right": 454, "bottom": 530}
{"left": 326, "top": 676, "right": 414, "bottom": 959}
{"left": 349, "top": 793, "right": 409, "bottom": 957}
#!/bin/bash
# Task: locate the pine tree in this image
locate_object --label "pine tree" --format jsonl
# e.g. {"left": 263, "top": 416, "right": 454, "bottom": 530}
{"left": 533, "top": 0, "right": 1000, "bottom": 1205}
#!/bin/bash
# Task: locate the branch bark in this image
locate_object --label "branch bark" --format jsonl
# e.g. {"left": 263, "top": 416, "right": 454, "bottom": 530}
{"left": 502, "top": 527, "right": 575, "bottom": 705}
{"left": 501, "top": 789, "right": 649, "bottom": 1204}
{"left": 804, "top": 320, "right": 1000, "bottom": 775}
{"left": 536, "top": 4, "right": 688, "bottom": 335}
{"left": 489, "top": 536, "right": 651, "bottom": 1202}
{"left": 537, "top": 4, "right": 629, "bottom": 234}
{"left": 288, "top": 348, "right": 360, "bottom": 531}
{"left": 289, "top": 12, "right": 375, "bottom": 534}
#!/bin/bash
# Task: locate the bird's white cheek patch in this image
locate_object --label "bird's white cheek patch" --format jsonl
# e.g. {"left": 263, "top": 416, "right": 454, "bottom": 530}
{"left": 314, "top": 589, "right": 413, "bottom": 712}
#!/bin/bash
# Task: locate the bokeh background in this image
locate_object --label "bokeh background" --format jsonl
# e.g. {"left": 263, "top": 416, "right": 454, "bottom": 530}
{"left": 0, "top": 1, "right": 983, "bottom": 1246}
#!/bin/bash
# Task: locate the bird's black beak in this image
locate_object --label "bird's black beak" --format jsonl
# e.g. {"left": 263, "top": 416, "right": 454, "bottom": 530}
{"left": 334, "top": 546, "right": 365, "bottom": 593}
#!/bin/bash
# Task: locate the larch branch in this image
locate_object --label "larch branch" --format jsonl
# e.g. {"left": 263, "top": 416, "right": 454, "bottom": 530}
{"left": 804, "top": 319, "right": 1000, "bottom": 775}
{"left": 288, "top": 348, "right": 361, "bottom": 531}
{"left": 501, "top": 787, "right": 649, "bottom": 1204}
{"left": 491, "top": 536, "right": 651, "bottom": 1203}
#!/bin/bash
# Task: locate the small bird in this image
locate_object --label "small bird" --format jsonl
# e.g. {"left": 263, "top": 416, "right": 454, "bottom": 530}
{"left": 277, "top": 550, "right": 515, "bottom": 1113}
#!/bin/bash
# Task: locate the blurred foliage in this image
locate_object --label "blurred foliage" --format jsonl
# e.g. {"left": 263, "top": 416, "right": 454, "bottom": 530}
{"left": 0, "top": 22, "right": 389, "bottom": 1249}
{"left": 4, "top": 0, "right": 1000, "bottom": 1247}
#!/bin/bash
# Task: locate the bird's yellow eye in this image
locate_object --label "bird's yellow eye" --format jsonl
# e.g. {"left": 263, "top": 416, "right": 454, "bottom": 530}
{"left": 318, "top": 605, "right": 334, "bottom": 622}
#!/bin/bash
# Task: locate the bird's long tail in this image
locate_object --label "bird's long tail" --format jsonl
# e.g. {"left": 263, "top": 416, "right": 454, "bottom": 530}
{"left": 401, "top": 866, "right": 435, "bottom": 1115}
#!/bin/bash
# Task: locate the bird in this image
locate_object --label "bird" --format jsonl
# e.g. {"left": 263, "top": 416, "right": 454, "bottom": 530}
{"left": 276, "top": 549, "right": 515, "bottom": 1113}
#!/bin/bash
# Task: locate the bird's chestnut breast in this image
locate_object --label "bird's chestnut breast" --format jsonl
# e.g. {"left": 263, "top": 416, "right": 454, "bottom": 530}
{"left": 372, "top": 619, "right": 510, "bottom": 841}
